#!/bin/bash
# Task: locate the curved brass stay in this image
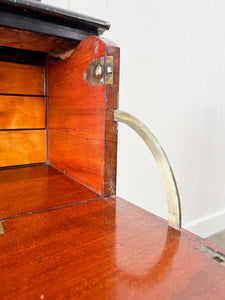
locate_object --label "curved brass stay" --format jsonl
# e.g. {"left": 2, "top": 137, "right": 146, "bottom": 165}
{"left": 114, "top": 110, "right": 181, "bottom": 230}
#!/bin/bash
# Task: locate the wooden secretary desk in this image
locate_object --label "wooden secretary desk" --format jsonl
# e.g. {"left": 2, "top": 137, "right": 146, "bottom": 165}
{"left": 0, "top": 1, "right": 225, "bottom": 299}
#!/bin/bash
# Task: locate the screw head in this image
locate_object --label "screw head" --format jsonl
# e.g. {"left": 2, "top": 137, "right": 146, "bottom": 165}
{"left": 95, "top": 64, "right": 103, "bottom": 78}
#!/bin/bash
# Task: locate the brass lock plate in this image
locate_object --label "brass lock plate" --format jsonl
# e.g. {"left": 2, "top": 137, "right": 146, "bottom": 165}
{"left": 196, "top": 244, "right": 225, "bottom": 266}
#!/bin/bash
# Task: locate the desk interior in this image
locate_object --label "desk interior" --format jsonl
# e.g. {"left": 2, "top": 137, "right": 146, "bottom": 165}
{"left": 0, "top": 165, "right": 101, "bottom": 220}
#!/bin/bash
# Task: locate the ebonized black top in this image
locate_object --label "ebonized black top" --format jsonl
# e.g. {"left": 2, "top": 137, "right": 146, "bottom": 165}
{"left": 0, "top": 0, "right": 110, "bottom": 40}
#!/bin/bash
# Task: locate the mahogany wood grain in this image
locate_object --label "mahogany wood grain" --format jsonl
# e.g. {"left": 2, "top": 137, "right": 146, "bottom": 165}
{"left": 0, "top": 95, "right": 45, "bottom": 129}
{"left": 0, "top": 130, "right": 46, "bottom": 167}
{"left": 0, "top": 196, "right": 225, "bottom": 299}
{"left": 0, "top": 26, "right": 78, "bottom": 59}
{"left": 0, "top": 61, "right": 44, "bottom": 95}
{"left": 0, "top": 165, "right": 100, "bottom": 219}
{"left": 48, "top": 129, "right": 104, "bottom": 192}
{"left": 47, "top": 36, "right": 119, "bottom": 195}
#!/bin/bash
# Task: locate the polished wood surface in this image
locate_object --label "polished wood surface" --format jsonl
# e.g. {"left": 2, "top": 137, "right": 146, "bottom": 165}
{"left": 0, "top": 26, "right": 78, "bottom": 59}
{"left": 0, "top": 165, "right": 100, "bottom": 219}
{"left": 47, "top": 36, "right": 119, "bottom": 195}
{"left": 0, "top": 196, "right": 225, "bottom": 299}
{"left": 0, "top": 96, "right": 45, "bottom": 129}
{"left": 0, "top": 61, "right": 44, "bottom": 95}
{"left": 0, "top": 130, "right": 46, "bottom": 167}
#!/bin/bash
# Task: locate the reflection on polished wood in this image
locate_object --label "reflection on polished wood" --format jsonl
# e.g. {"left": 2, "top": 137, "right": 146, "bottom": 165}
{"left": 0, "top": 196, "right": 225, "bottom": 299}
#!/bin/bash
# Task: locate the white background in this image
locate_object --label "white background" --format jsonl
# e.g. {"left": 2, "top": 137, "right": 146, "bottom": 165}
{"left": 43, "top": 0, "right": 225, "bottom": 237}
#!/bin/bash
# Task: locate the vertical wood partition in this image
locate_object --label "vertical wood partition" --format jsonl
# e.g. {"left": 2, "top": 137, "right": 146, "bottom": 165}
{"left": 47, "top": 36, "right": 119, "bottom": 195}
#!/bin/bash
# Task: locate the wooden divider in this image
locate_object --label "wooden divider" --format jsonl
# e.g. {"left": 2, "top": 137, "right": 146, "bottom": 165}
{"left": 47, "top": 36, "right": 119, "bottom": 196}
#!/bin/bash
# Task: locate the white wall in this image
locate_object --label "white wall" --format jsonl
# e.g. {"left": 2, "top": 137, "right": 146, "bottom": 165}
{"left": 43, "top": 0, "right": 225, "bottom": 238}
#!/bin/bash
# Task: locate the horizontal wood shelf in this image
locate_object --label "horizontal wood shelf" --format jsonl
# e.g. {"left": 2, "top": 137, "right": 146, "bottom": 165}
{"left": 0, "top": 165, "right": 100, "bottom": 220}
{"left": 0, "top": 94, "right": 45, "bottom": 97}
{"left": 0, "top": 46, "right": 45, "bottom": 66}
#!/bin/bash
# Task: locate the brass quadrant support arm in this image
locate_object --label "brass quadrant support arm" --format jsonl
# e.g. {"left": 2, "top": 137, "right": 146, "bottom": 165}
{"left": 114, "top": 110, "right": 181, "bottom": 230}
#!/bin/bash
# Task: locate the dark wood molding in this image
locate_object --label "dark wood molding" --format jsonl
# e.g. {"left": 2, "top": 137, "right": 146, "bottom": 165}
{"left": 0, "top": 0, "right": 110, "bottom": 37}
{"left": 0, "top": 0, "right": 110, "bottom": 58}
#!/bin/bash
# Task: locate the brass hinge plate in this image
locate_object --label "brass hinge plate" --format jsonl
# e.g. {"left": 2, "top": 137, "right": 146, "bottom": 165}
{"left": 84, "top": 56, "right": 113, "bottom": 86}
{"left": 0, "top": 222, "right": 5, "bottom": 235}
{"left": 196, "top": 244, "right": 225, "bottom": 266}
